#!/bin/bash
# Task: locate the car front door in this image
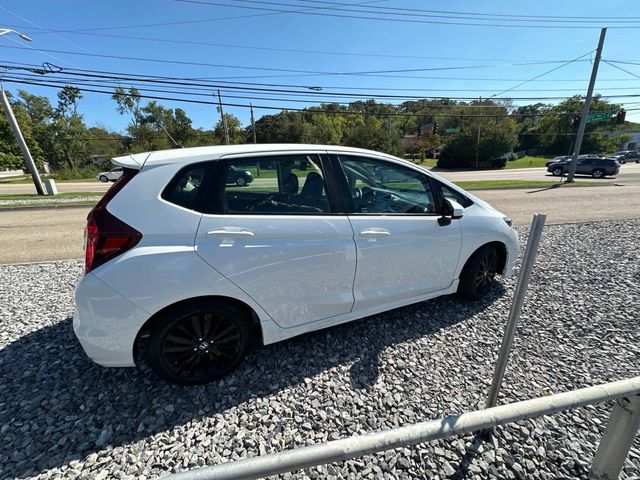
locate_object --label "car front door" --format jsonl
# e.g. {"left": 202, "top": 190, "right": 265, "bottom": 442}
{"left": 195, "top": 153, "right": 356, "bottom": 329}
{"left": 334, "top": 154, "right": 462, "bottom": 311}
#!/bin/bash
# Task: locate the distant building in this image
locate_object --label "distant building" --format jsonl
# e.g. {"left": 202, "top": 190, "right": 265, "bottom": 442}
{"left": 603, "top": 130, "right": 640, "bottom": 150}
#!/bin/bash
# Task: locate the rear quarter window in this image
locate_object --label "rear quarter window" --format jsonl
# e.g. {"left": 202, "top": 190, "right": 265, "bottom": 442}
{"left": 161, "top": 163, "right": 209, "bottom": 211}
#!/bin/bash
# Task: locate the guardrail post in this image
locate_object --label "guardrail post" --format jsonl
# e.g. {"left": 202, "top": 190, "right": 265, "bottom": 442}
{"left": 485, "top": 213, "right": 547, "bottom": 411}
{"left": 589, "top": 394, "right": 640, "bottom": 480}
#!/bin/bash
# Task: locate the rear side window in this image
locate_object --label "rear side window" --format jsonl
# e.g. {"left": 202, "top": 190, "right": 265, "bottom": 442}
{"left": 222, "top": 154, "right": 332, "bottom": 214}
{"left": 162, "top": 164, "right": 208, "bottom": 211}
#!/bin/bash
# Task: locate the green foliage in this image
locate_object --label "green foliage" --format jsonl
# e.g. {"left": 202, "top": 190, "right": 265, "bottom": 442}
{"left": 437, "top": 101, "right": 517, "bottom": 169}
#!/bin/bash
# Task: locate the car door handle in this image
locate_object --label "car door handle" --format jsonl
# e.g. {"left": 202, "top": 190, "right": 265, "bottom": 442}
{"left": 207, "top": 228, "right": 255, "bottom": 237}
{"left": 359, "top": 227, "right": 391, "bottom": 237}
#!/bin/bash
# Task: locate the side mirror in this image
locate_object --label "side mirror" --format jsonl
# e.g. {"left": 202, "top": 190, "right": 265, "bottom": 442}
{"left": 445, "top": 199, "right": 464, "bottom": 219}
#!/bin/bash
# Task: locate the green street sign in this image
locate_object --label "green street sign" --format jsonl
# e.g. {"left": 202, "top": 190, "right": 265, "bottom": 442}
{"left": 586, "top": 111, "right": 613, "bottom": 123}
{"left": 443, "top": 127, "right": 460, "bottom": 133}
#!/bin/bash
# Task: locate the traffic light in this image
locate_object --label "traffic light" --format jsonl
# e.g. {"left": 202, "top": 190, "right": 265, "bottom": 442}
{"left": 616, "top": 110, "right": 626, "bottom": 124}
{"left": 572, "top": 115, "right": 581, "bottom": 128}
{"left": 416, "top": 125, "right": 423, "bottom": 137}
{"left": 432, "top": 122, "right": 439, "bottom": 134}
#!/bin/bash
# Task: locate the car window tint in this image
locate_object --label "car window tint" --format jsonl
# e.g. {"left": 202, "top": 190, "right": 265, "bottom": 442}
{"left": 162, "top": 164, "right": 207, "bottom": 211}
{"left": 339, "top": 156, "right": 436, "bottom": 214}
{"left": 223, "top": 154, "right": 331, "bottom": 214}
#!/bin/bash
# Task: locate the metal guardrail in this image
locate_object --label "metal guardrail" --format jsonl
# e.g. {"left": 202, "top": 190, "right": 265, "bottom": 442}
{"left": 165, "top": 215, "right": 640, "bottom": 479}
{"left": 167, "top": 379, "right": 640, "bottom": 480}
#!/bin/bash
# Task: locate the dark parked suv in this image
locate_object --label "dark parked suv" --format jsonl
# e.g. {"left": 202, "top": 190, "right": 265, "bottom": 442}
{"left": 547, "top": 156, "right": 620, "bottom": 178}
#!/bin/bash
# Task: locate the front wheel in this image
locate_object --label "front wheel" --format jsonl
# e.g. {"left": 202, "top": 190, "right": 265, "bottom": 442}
{"left": 551, "top": 167, "right": 564, "bottom": 176}
{"left": 99, "top": 175, "right": 109, "bottom": 182}
{"left": 458, "top": 245, "right": 499, "bottom": 301}
{"left": 592, "top": 168, "right": 605, "bottom": 178}
{"left": 236, "top": 176, "right": 247, "bottom": 186}
{"left": 147, "top": 302, "right": 251, "bottom": 385}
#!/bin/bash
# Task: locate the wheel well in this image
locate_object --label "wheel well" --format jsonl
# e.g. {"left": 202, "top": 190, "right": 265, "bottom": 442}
{"left": 134, "top": 296, "right": 263, "bottom": 359}
{"left": 461, "top": 242, "right": 507, "bottom": 276}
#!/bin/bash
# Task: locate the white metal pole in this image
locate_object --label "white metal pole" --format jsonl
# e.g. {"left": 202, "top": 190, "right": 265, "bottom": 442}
{"left": 589, "top": 394, "right": 640, "bottom": 479}
{"left": 486, "top": 213, "right": 547, "bottom": 409}
{"left": 0, "top": 87, "right": 45, "bottom": 195}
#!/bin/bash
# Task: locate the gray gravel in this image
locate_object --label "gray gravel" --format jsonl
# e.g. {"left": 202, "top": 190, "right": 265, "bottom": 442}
{"left": 0, "top": 196, "right": 101, "bottom": 207}
{"left": 1, "top": 219, "right": 639, "bottom": 480}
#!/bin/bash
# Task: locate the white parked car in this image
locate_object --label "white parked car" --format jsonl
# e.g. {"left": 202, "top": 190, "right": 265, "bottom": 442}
{"left": 74, "top": 144, "right": 518, "bottom": 384}
{"left": 96, "top": 167, "right": 123, "bottom": 182}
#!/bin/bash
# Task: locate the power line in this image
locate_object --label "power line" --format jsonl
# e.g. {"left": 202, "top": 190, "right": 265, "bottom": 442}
{"left": 491, "top": 50, "right": 594, "bottom": 97}
{"left": 4, "top": 63, "right": 638, "bottom": 103}
{"left": 0, "top": 44, "right": 595, "bottom": 78}
{"left": 3, "top": 76, "right": 637, "bottom": 118}
{"left": 10, "top": 28, "right": 611, "bottom": 66}
{"left": 5, "top": 70, "right": 640, "bottom": 99}
{"left": 175, "top": 0, "right": 640, "bottom": 28}
{"left": 602, "top": 60, "right": 640, "bottom": 80}
{"left": 289, "top": 0, "right": 640, "bottom": 21}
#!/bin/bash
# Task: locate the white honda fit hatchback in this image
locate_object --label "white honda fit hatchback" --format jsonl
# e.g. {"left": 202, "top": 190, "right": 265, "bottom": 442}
{"left": 74, "top": 144, "right": 518, "bottom": 384}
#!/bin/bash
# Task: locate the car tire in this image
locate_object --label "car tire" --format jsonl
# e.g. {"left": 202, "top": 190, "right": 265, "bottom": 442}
{"left": 99, "top": 175, "right": 109, "bottom": 182}
{"left": 236, "top": 176, "right": 247, "bottom": 187}
{"left": 551, "top": 167, "right": 564, "bottom": 176}
{"left": 619, "top": 159, "right": 626, "bottom": 164}
{"left": 147, "top": 301, "right": 251, "bottom": 385}
{"left": 458, "top": 245, "right": 499, "bottom": 301}
{"left": 592, "top": 169, "right": 605, "bottom": 178}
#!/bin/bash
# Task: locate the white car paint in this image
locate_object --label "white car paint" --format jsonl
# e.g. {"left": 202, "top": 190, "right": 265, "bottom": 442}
{"left": 74, "top": 144, "right": 518, "bottom": 368}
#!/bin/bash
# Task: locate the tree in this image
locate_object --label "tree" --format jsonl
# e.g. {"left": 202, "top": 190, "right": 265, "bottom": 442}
{"left": 438, "top": 101, "right": 517, "bottom": 169}
{"left": 214, "top": 113, "right": 243, "bottom": 144}
{"left": 524, "top": 96, "right": 623, "bottom": 155}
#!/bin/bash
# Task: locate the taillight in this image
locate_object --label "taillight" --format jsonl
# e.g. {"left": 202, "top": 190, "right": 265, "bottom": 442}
{"left": 84, "top": 168, "right": 142, "bottom": 273}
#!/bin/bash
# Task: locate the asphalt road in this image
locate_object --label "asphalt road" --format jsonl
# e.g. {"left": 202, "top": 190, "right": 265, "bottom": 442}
{"left": 1, "top": 183, "right": 638, "bottom": 264}
{"left": 2, "top": 162, "right": 640, "bottom": 194}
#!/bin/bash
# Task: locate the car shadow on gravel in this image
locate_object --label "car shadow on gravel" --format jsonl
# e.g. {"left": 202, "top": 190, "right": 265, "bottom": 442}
{"left": 0, "top": 286, "right": 503, "bottom": 478}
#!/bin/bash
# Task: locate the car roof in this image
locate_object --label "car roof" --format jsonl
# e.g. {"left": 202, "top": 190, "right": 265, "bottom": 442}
{"left": 112, "top": 144, "right": 401, "bottom": 169}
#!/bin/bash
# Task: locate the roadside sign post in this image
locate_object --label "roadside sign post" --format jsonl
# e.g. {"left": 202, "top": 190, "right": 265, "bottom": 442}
{"left": 567, "top": 28, "right": 606, "bottom": 183}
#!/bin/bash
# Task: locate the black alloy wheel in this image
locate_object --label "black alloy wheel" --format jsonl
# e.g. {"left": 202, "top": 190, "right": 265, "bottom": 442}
{"left": 236, "top": 176, "right": 247, "bottom": 186}
{"left": 551, "top": 167, "right": 564, "bottom": 176}
{"left": 148, "top": 302, "right": 250, "bottom": 385}
{"left": 459, "top": 245, "right": 499, "bottom": 300}
{"left": 592, "top": 168, "right": 605, "bottom": 178}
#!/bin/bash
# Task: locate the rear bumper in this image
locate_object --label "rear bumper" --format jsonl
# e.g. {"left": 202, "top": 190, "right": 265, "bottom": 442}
{"left": 73, "top": 273, "right": 150, "bottom": 367}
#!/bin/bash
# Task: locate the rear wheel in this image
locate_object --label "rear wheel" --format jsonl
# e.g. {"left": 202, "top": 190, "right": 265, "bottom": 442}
{"left": 147, "top": 301, "right": 250, "bottom": 385}
{"left": 236, "top": 176, "right": 247, "bottom": 186}
{"left": 592, "top": 168, "right": 605, "bottom": 178}
{"left": 458, "top": 245, "right": 499, "bottom": 301}
{"left": 551, "top": 167, "right": 564, "bottom": 176}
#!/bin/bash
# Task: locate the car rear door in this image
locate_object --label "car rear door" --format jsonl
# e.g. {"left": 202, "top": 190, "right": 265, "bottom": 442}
{"left": 333, "top": 154, "right": 462, "bottom": 311}
{"left": 195, "top": 152, "right": 356, "bottom": 329}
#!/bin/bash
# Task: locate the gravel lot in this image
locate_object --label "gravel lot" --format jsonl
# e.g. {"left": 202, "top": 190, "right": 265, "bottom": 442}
{"left": 1, "top": 219, "right": 639, "bottom": 480}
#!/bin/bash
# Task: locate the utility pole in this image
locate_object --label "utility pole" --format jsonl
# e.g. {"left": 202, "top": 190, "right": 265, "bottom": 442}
{"left": 475, "top": 96, "right": 482, "bottom": 170}
{"left": 216, "top": 89, "right": 230, "bottom": 145}
{"left": 250, "top": 103, "right": 257, "bottom": 144}
{"left": 0, "top": 87, "right": 45, "bottom": 195}
{"left": 566, "top": 28, "right": 606, "bottom": 183}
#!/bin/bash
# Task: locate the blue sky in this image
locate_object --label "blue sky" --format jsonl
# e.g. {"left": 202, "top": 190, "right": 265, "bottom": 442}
{"left": 1, "top": 0, "right": 640, "bottom": 133}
